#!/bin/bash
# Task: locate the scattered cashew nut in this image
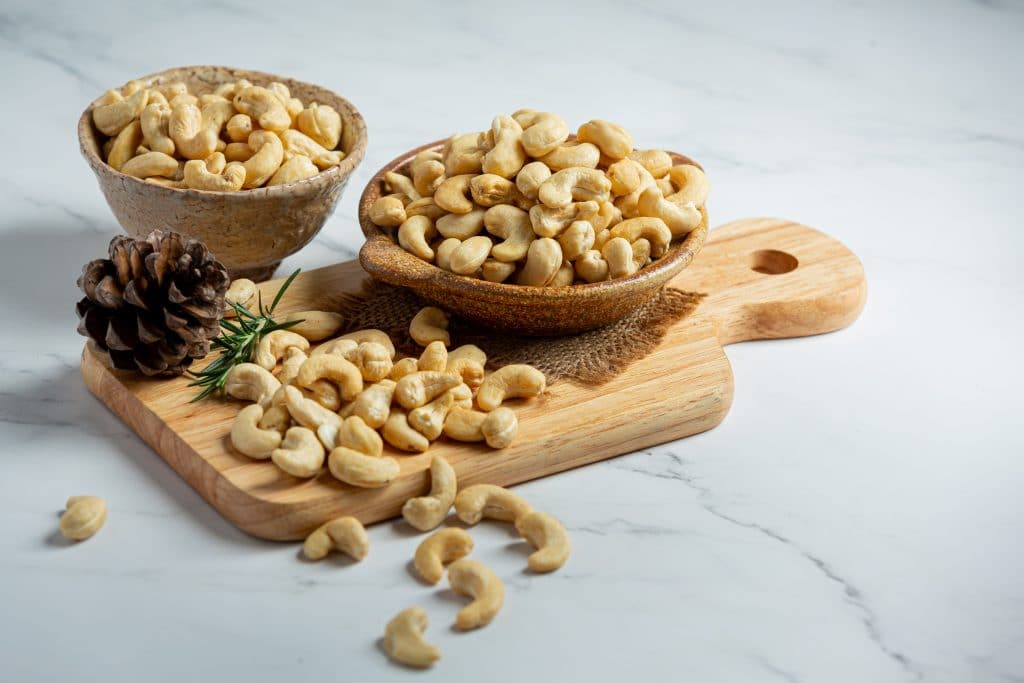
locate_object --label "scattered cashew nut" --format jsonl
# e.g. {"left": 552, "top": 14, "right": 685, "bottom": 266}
{"left": 413, "top": 527, "right": 474, "bottom": 584}
{"left": 402, "top": 455, "right": 458, "bottom": 532}
{"left": 448, "top": 559, "right": 505, "bottom": 630}
{"left": 515, "top": 510, "right": 570, "bottom": 573}
{"left": 59, "top": 496, "right": 107, "bottom": 541}
{"left": 383, "top": 607, "right": 441, "bottom": 669}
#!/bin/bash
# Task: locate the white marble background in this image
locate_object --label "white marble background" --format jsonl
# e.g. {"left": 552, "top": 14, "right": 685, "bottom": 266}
{"left": 1, "top": 0, "right": 1021, "bottom": 681}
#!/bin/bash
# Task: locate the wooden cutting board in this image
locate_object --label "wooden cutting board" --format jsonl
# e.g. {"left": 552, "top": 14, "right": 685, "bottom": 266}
{"left": 80, "top": 217, "right": 866, "bottom": 540}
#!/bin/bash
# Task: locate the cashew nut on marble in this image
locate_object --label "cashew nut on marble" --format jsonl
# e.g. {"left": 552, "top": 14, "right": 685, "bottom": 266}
{"left": 402, "top": 455, "right": 458, "bottom": 532}
{"left": 59, "top": 496, "right": 107, "bottom": 541}
{"left": 515, "top": 510, "right": 570, "bottom": 572}
{"left": 448, "top": 559, "right": 505, "bottom": 630}
{"left": 413, "top": 527, "right": 474, "bottom": 584}
{"left": 303, "top": 516, "right": 368, "bottom": 561}
{"left": 383, "top": 607, "right": 441, "bottom": 669}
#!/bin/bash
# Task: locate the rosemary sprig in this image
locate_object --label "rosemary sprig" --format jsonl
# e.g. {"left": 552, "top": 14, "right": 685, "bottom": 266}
{"left": 188, "top": 269, "right": 303, "bottom": 402}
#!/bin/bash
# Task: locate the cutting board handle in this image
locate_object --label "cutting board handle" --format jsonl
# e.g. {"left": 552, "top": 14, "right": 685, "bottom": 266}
{"left": 671, "top": 217, "right": 867, "bottom": 346}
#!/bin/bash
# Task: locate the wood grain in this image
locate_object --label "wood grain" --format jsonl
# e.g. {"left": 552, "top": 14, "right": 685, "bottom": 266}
{"left": 80, "top": 217, "right": 866, "bottom": 540}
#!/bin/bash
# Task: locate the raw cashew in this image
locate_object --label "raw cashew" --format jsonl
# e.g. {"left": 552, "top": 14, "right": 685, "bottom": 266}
{"left": 225, "top": 363, "right": 281, "bottom": 407}
{"left": 106, "top": 120, "right": 143, "bottom": 171}
{"left": 515, "top": 161, "right": 552, "bottom": 200}
{"left": 328, "top": 447, "right": 400, "bottom": 488}
{"left": 389, "top": 357, "right": 419, "bottom": 381}
{"left": 224, "top": 142, "right": 254, "bottom": 162}
{"left": 404, "top": 197, "right": 446, "bottom": 221}
{"left": 398, "top": 215, "right": 437, "bottom": 261}
{"left": 530, "top": 201, "right": 599, "bottom": 238}
{"left": 410, "top": 150, "right": 446, "bottom": 197}
{"left": 558, "top": 220, "right": 595, "bottom": 260}
{"left": 629, "top": 149, "right": 673, "bottom": 178}
{"left": 225, "top": 113, "right": 253, "bottom": 143}
{"left": 271, "top": 426, "right": 325, "bottom": 478}
{"left": 591, "top": 200, "right": 623, "bottom": 232}
{"left": 383, "top": 607, "right": 441, "bottom": 669}
{"left": 549, "top": 261, "right": 575, "bottom": 287}
{"left": 515, "top": 511, "right": 570, "bottom": 572}
{"left": 443, "top": 131, "right": 490, "bottom": 175}
{"left": 280, "top": 129, "right": 344, "bottom": 169}
{"left": 233, "top": 86, "right": 290, "bottom": 132}
{"left": 409, "top": 391, "right": 456, "bottom": 440}
{"left": 143, "top": 177, "right": 186, "bottom": 189}
{"left": 231, "top": 404, "right": 283, "bottom": 458}
{"left": 449, "top": 344, "right": 487, "bottom": 366}
{"left": 477, "top": 364, "right": 546, "bottom": 410}
{"left": 338, "top": 415, "right": 383, "bottom": 457}
{"left": 470, "top": 174, "right": 529, "bottom": 208}
{"left": 225, "top": 278, "right": 257, "bottom": 309}
{"left": 577, "top": 119, "right": 634, "bottom": 160}
{"left": 538, "top": 141, "right": 601, "bottom": 171}
{"left": 255, "top": 330, "right": 310, "bottom": 370}
{"left": 282, "top": 385, "right": 343, "bottom": 448}
{"left": 369, "top": 195, "right": 407, "bottom": 227}
{"left": 484, "top": 205, "right": 534, "bottom": 262}
{"left": 417, "top": 341, "right": 448, "bottom": 372}
{"left": 279, "top": 311, "right": 344, "bottom": 341}
{"left": 449, "top": 235, "right": 492, "bottom": 275}
{"left": 258, "top": 405, "right": 291, "bottom": 434}
{"left": 243, "top": 131, "right": 285, "bottom": 189}
{"left": 446, "top": 357, "right": 484, "bottom": 389}
{"left": 385, "top": 170, "right": 421, "bottom": 201}
{"left": 448, "top": 383, "right": 473, "bottom": 408}
{"left": 481, "top": 259, "right": 516, "bottom": 282}
{"left": 311, "top": 338, "right": 359, "bottom": 359}
{"left": 516, "top": 238, "right": 563, "bottom": 286}
{"left": 434, "top": 174, "right": 476, "bottom": 214}
{"left": 443, "top": 407, "right": 487, "bottom": 442}
{"left": 268, "top": 156, "right": 319, "bottom": 186}
{"left": 667, "top": 163, "right": 710, "bottom": 206}
{"left": 448, "top": 559, "right": 505, "bottom": 630}
{"left": 352, "top": 379, "right": 396, "bottom": 429}
{"left": 436, "top": 208, "right": 485, "bottom": 240}
{"left": 481, "top": 115, "right": 526, "bottom": 178}
{"left": 480, "top": 407, "right": 518, "bottom": 448}
{"left": 98, "top": 89, "right": 124, "bottom": 107}
{"left": 637, "top": 186, "right": 701, "bottom": 237}
{"left": 296, "top": 102, "right": 342, "bottom": 150}
{"left": 603, "top": 237, "right": 638, "bottom": 279}
{"left": 513, "top": 109, "right": 569, "bottom": 157}
{"left": 59, "top": 496, "right": 107, "bottom": 541}
{"left": 183, "top": 158, "right": 246, "bottom": 192}
{"left": 435, "top": 237, "right": 460, "bottom": 271}
{"left": 413, "top": 527, "right": 473, "bottom": 584}
{"left": 538, "top": 167, "right": 612, "bottom": 208}
{"left": 201, "top": 99, "right": 235, "bottom": 139}
{"left": 337, "top": 329, "right": 396, "bottom": 358}
{"left": 409, "top": 307, "right": 450, "bottom": 347}
{"left": 606, "top": 158, "right": 655, "bottom": 196}
{"left": 383, "top": 407, "right": 431, "bottom": 453}
{"left": 575, "top": 249, "right": 609, "bottom": 283}
{"left": 296, "top": 354, "right": 363, "bottom": 402}
{"left": 454, "top": 484, "right": 533, "bottom": 524}
{"left": 303, "top": 516, "right": 368, "bottom": 561}
{"left": 120, "top": 152, "right": 179, "bottom": 179}
{"left": 402, "top": 455, "right": 457, "bottom": 532}
{"left": 609, "top": 216, "right": 672, "bottom": 257}
{"left": 396, "top": 371, "right": 461, "bottom": 410}
{"left": 169, "top": 103, "right": 218, "bottom": 160}
{"left": 93, "top": 88, "right": 148, "bottom": 136}
{"left": 353, "top": 341, "right": 393, "bottom": 381}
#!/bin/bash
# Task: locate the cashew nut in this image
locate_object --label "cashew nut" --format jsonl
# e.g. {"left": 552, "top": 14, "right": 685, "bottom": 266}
{"left": 389, "top": 357, "right": 420, "bottom": 381}
{"left": 225, "top": 363, "right": 281, "bottom": 407}
{"left": 352, "top": 341, "right": 393, "bottom": 382}
{"left": 481, "top": 259, "right": 516, "bottom": 282}
{"left": 667, "top": 163, "right": 710, "bottom": 206}
{"left": 609, "top": 216, "right": 672, "bottom": 257}
{"left": 311, "top": 337, "right": 359, "bottom": 359}
{"left": 515, "top": 160, "right": 552, "bottom": 200}
{"left": 454, "top": 484, "right": 533, "bottom": 524}
{"left": 383, "top": 407, "right": 431, "bottom": 453}
{"left": 169, "top": 103, "right": 218, "bottom": 160}
{"left": 476, "top": 364, "right": 546, "bottom": 410}
{"left": 271, "top": 426, "right": 325, "bottom": 478}
{"left": 59, "top": 496, "right": 107, "bottom": 541}
{"left": 637, "top": 186, "right": 701, "bottom": 237}
{"left": 484, "top": 205, "right": 534, "bottom": 262}
{"left": 448, "top": 559, "right": 505, "bottom": 630}
{"left": 435, "top": 237, "right": 460, "bottom": 271}
{"left": 434, "top": 174, "right": 476, "bottom": 214}
{"left": 577, "top": 119, "right": 634, "bottom": 160}
{"left": 279, "top": 311, "right": 344, "bottom": 341}
{"left": 402, "top": 455, "right": 457, "bottom": 532}
{"left": 231, "top": 404, "right": 283, "bottom": 458}
{"left": 449, "top": 235, "right": 492, "bottom": 275}
{"left": 538, "top": 141, "right": 601, "bottom": 171}
{"left": 515, "top": 511, "right": 570, "bottom": 573}
{"left": 469, "top": 173, "right": 530, "bottom": 209}
{"left": 516, "top": 238, "right": 563, "bottom": 286}
{"left": 280, "top": 129, "right": 344, "bottom": 169}
{"left": 92, "top": 88, "right": 148, "bottom": 136}
{"left": 296, "top": 354, "right": 363, "bottom": 402}
{"left": 443, "top": 131, "right": 490, "bottom": 176}
{"left": 591, "top": 200, "right": 623, "bottom": 232}
{"left": 446, "top": 357, "right": 484, "bottom": 389}
{"left": 224, "top": 113, "right": 252, "bottom": 143}
{"left": 602, "top": 236, "right": 646, "bottom": 279}
{"left": 574, "top": 249, "right": 610, "bottom": 283}
{"left": 436, "top": 208, "right": 486, "bottom": 240}
{"left": 529, "top": 201, "right": 599, "bottom": 238}
{"left": 513, "top": 109, "right": 569, "bottom": 157}
{"left": 398, "top": 215, "right": 437, "bottom": 262}
{"left": 558, "top": 220, "right": 596, "bottom": 260}
{"left": 352, "top": 379, "right": 396, "bottom": 429}
{"left": 242, "top": 131, "right": 285, "bottom": 188}
{"left": 443, "top": 407, "right": 487, "bottom": 442}
{"left": 395, "top": 371, "right": 461, "bottom": 410}
{"left": 369, "top": 195, "right": 408, "bottom": 227}
{"left": 183, "top": 157, "right": 246, "bottom": 192}
{"left": 384, "top": 170, "right": 421, "bottom": 201}
{"left": 408, "top": 391, "right": 456, "bottom": 440}
{"left": 337, "top": 329, "right": 396, "bottom": 358}
{"left": 413, "top": 527, "right": 473, "bottom": 584}
{"left": 283, "top": 385, "right": 343, "bottom": 448}
{"left": 628, "top": 149, "right": 673, "bottom": 178}
{"left": 417, "top": 341, "right": 448, "bottom": 372}
{"left": 449, "top": 344, "right": 487, "bottom": 366}
{"left": 296, "top": 102, "right": 342, "bottom": 150}
{"left": 258, "top": 405, "right": 291, "bottom": 434}
{"left": 225, "top": 278, "right": 257, "bottom": 310}
{"left": 404, "top": 197, "right": 447, "bottom": 221}
{"left": 106, "top": 120, "right": 143, "bottom": 171}
{"left": 337, "top": 415, "right": 383, "bottom": 456}
{"left": 409, "top": 307, "right": 450, "bottom": 347}
{"left": 328, "top": 447, "right": 400, "bottom": 487}
{"left": 480, "top": 407, "right": 518, "bottom": 448}
{"left": 303, "top": 516, "right": 368, "bottom": 561}
{"left": 538, "top": 167, "right": 612, "bottom": 208}
{"left": 481, "top": 115, "right": 526, "bottom": 179}
{"left": 383, "top": 607, "right": 441, "bottom": 669}
{"left": 120, "top": 152, "right": 179, "bottom": 179}
{"left": 268, "top": 156, "right": 319, "bottom": 186}
{"left": 233, "top": 86, "right": 290, "bottom": 132}
{"left": 255, "top": 330, "right": 310, "bottom": 370}
{"left": 409, "top": 150, "right": 446, "bottom": 196}
{"left": 224, "top": 142, "right": 254, "bottom": 162}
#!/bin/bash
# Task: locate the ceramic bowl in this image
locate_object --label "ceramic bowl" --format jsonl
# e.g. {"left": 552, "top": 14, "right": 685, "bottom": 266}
{"left": 358, "top": 140, "right": 708, "bottom": 335}
{"left": 78, "top": 65, "right": 368, "bottom": 281}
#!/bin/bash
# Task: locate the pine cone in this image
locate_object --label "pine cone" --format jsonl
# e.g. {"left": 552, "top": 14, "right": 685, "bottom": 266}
{"left": 76, "top": 230, "right": 229, "bottom": 376}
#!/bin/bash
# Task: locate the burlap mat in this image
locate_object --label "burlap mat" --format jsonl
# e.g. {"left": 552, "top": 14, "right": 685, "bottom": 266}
{"left": 332, "top": 281, "right": 704, "bottom": 386}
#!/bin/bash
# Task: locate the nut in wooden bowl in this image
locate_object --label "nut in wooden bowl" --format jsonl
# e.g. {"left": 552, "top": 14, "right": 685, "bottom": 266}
{"left": 78, "top": 65, "right": 368, "bottom": 281}
{"left": 358, "top": 138, "right": 707, "bottom": 335}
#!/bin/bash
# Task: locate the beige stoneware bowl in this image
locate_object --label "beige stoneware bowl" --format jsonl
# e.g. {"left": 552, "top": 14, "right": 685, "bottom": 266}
{"left": 359, "top": 140, "right": 708, "bottom": 335}
{"left": 78, "top": 65, "right": 368, "bottom": 281}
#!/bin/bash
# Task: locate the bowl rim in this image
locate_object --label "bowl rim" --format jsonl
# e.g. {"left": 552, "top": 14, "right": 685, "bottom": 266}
{"left": 78, "top": 64, "right": 369, "bottom": 198}
{"left": 358, "top": 138, "right": 708, "bottom": 300}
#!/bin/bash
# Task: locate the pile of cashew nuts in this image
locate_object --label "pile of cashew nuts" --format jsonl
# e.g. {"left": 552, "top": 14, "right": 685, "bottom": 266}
{"left": 91, "top": 77, "right": 345, "bottom": 191}
{"left": 304, "top": 460, "right": 569, "bottom": 669}
{"left": 368, "top": 109, "right": 709, "bottom": 285}
{"left": 224, "top": 299, "right": 545, "bottom": 486}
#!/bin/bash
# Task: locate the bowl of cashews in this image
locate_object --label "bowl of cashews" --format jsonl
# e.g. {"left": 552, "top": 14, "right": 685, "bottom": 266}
{"left": 358, "top": 110, "right": 708, "bottom": 335}
{"left": 78, "top": 65, "right": 368, "bottom": 281}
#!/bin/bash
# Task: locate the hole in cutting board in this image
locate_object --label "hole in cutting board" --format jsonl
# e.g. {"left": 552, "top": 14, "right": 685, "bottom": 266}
{"left": 750, "top": 249, "right": 798, "bottom": 275}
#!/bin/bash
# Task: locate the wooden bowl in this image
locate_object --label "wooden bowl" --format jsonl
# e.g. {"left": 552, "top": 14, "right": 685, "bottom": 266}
{"left": 358, "top": 140, "right": 708, "bottom": 335}
{"left": 78, "top": 65, "right": 368, "bottom": 281}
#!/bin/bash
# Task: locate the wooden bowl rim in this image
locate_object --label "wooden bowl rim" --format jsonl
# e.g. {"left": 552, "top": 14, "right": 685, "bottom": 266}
{"left": 77, "top": 64, "right": 369, "bottom": 198}
{"left": 358, "top": 138, "right": 708, "bottom": 300}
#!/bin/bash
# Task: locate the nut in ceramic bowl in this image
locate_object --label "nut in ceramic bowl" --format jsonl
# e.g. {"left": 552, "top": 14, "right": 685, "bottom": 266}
{"left": 78, "top": 65, "right": 368, "bottom": 281}
{"left": 358, "top": 139, "right": 707, "bottom": 335}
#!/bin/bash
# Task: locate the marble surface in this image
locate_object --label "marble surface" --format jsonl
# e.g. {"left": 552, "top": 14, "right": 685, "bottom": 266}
{"left": 1, "top": 0, "right": 1022, "bottom": 681}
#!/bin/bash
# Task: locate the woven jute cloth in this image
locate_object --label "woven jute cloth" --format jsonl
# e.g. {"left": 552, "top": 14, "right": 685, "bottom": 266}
{"left": 332, "top": 281, "right": 704, "bottom": 386}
